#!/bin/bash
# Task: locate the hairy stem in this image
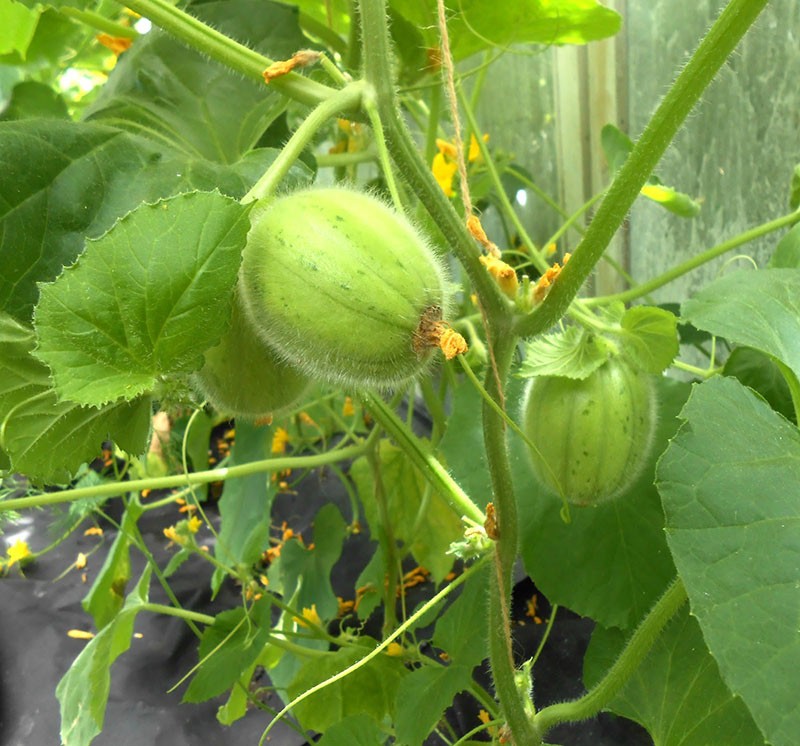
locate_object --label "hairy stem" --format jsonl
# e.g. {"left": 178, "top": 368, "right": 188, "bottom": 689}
{"left": 119, "top": 0, "right": 337, "bottom": 107}
{"left": 583, "top": 209, "right": 800, "bottom": 307}
{"left": 533, "top": 577, "right": 688, "bottom": 737}
{"left": 514, "top": 0, "right": 769, "bottom": 339}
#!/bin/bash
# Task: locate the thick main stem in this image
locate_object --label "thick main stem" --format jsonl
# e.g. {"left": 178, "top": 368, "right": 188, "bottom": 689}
{"left": 483, "top": 328, "right": 539, "bottom": 744}
{"left": 515, "top": 0, "right": 769, "bottom": 339}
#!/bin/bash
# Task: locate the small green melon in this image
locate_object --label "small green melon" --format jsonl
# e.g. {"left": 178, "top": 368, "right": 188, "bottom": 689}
{"left": 522, "top": 356, "right": 657, "bottom": 506}
{"left": 194, "top": 292, "right": 310, "bottom": 418}
{"left": 239, "top": 188, "right": 451, "bottom": 389}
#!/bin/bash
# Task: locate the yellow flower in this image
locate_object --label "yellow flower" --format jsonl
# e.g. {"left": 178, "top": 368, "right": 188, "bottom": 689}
{"left": 479, "top": 254, "right": 519, "bottom": 299}
{"left": 6, "top": 539, "right": 32, "bottom": 568}
{"left": 67, "top": 629, "right": 95, "bottom": 640}
{"left": 84, "top": 527, "right": 104, "bottom": 537}
{"left": 432, "top": 152, "right": 457, "bottom": 197}
{"left": 468, "top": 133, "right": 489, "bottom": 162}
{"left": 187, "top": 516, "right": 202, "bottom": 534}
{"left": 75, "top": 552, "right": 88, "bottom": 570}
{"left": 298, "top": 604, "right": 322, "bottom": 628}
{"left": 386, "top": 642, "right": 404, "bottom": 657}
{"left": 271, "top": 426, "right": 290, "bottom": 455}
{"left": 163, "top": 525, "right": 179, "bottom": 543}
{"left": 342, "top": 396, "right": 355, "bottom": 417}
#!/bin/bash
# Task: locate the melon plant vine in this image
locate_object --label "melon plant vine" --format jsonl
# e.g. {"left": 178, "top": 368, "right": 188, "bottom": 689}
{"left": 1, "top": 1, "right": 799, "bottom": 745}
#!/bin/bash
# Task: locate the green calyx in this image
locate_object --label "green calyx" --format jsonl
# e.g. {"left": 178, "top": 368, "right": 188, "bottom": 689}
{"left": 522, "top": 355, "right": 657, "bottom": 506}
{"left": 239, "top": 188, "right": 452, "bottom": 389}
{"left": 193, "top": 292, "right": 310, "bottom": 419}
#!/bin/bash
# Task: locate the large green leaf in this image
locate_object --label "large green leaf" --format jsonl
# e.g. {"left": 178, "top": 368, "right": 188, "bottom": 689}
{"left": 390, "top": 0, "right": 621, "bottom": 62}
{"left": 56, "top": 566, "right": 152, "bottom": 746}
{"left": 768, "top": 223, "right": 800, "bottom": 268}
{"left": 183, "top": 596, "right": 273, "bottom": 703}
{"left": 0, "top": 312, "right": 151, "bottom": 482}
{"left": 394, "top": 664, "right": 473, "bottom": 745}
{"left": 681, "top": 268, "right": 800, "bottom": 378}
{"left": 316, "top": 714, "right": 388, "bottom": 745}
{"left": 584, "top": 606, "right": 765, "bottom": 746}
{"left": 33, "top": 191, "right": 250, "bottom": 406}
{"left": 0, "top": 119, "right": 309, "bottom": 321}
{"left": 83, "top": 0, "right": 308, "bottom": 162}
{"left": 350, "top": 439, "right": 463, "bottom": 582}
{"left": 213, "top": 419, "right": 274, "bottom": 573}
{"left": 287, "top": 641, "right": 407, "bottom": 733}
{"left": 656, "top": 376, "right": 800, "bottom": 746}
{"left": 0, "top": 0, "right": 40, "bottom": 58}
{"left": 82, "top": 503, "right": 142, "bottom": 630}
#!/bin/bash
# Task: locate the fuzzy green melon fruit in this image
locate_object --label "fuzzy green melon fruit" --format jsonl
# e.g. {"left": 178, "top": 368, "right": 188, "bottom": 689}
{"left": 521, "top": 356, "right": 657, "bottom": 506}
{"left": 194, "top": 293, "right": 310, "bottom": 418}
{"left": 239, "top": 188, "right": 451, "bottom": 389}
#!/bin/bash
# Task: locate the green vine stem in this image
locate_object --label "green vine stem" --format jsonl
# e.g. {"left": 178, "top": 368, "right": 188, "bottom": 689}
{"left": 514, "top": 0, "right": 769, "bottom": 340}
{"left": 242, "top": 82, "right": 365, "bottom": 204}
{"left": 360, "top": 393, "right": 484, "bottom": 525}
{"left": 61, "top": 7, "right": 139, "bottom": 38}
{"left": 533, "top": 577, "right": 688, "bottom": 738}
{"left": 583, "top": 209, "right": 800, "bottom": 307}
{"left": 117, "top": 0, "right": 337, "bottom": 107}
{"left": 355, "top": 0, "right": 509, "bottom": 322}
{"left": 0, "top": 443, "right": 368, "bottom": 514}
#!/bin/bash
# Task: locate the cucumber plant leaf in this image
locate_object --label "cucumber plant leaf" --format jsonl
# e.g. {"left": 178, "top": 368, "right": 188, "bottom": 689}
{"left": 0, "top": 312, "right": 151, "bottom": 482}
{"left": 316, "top": 714, "right": 388, "bottom": 745}
{"left": 682, "top": 268, "right": 800, "bottom": 379}
{"left": 584, "top": 606, "right": 765, "bottom": 746}
{"left": 287, "top": 640, "right": 407, "bottom": 733}
{"left": 0, "top": 119, "right": 310, "bottom": 322}
{"left": 183, "top": 597, "right": 273, "bottom": 703}
{"left": 390, "top": 0, "right": 621, "bottom": 62}
{"left": 83, "top": 0, "right": 308, "bottom": 163}
{"left": 33, "top": 191, "right": 250, "bottom": 406}
{"left": 656, "top": 376, "right": 800, "bottom": 746}
{"left": 517, "top": 326, "right": 611, "bottom": 380}
{"left": 56, "top": 566, "right": 152, "bottom": 746}
{"left": 350, "top": 439, "right": 462, "bottom": 582}
{"left": 617, "top": 305, "right": 679, "bottom": 373}
{"left": 768, "top": 222, "right": 800, "bottom": 268}
{"left": 0, "top": 0, "right": 40, "bottom": 58}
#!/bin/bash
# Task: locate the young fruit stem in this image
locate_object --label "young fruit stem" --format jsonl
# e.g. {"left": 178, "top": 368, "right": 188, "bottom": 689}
{"left": 533, "top": 577, "right": 688, "bottom": 738}
{"left": 242, "top": 82, "right": 365, "bottom": 204}
{"left": 513, "top": 0, "right": 769, "bottom": 340}
{"left": 583, "top": 209, "right": 800, "bottom": 307}
{"left": 118, "top": 0, "right": 337, "bottom": 107}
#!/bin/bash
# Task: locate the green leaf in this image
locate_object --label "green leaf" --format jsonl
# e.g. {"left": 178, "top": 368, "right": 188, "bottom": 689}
{"left": 0, "top": 0, "right": 40, "bottom": 58}
{"left": 350, "top": 440, "right": 462, "bottom": 582}
{"left": 183, "top": 597, "right": 272, "bottom": 703}
{"left": 0, "top": 312, "right": 151, "bottom": 483}
{"left": 395, "top": 664, "right": 473, "bottom": 745}
{"left": 517, "top": 327, "right": 611, "bottom": 380}
{"left": 0, "top": 80, "right": 69, "bottom": 120}
{"left": 33, "top": 191, "right": 250, "bottom": 406}
{"left": 618, "top": 305, "right": 679, "bottom": 373}
{"left": 432, "top": 564, "right": 489, "bottom": 668}
{"left": 682, "top": 268, "right": 800, "bottom": 379}
{"left": 517, "top": 377, "right": 687, "bottom": 628}
{"left": 82, "top": 503, "right": 142, "bottom": 629}
{"left": 0, "top": 119, "right": 310, "bottom": 321}
{"left": 315, "top": 714, "right": 388, "bottom": 745}
{"left": 790, "top": 164, "right": 800, "bottom": 212}
{"left": 84, "top": 0, "right": 308, "bottom": 162}
{"left": 600, "top": 123, "right": 633, "bottom": 174}
{"left": 214, "top": 419, "right": 274, "bottom": 571}
{"left": 723, "top": 347, "right": 795, "bottom": 423}
{"left": 584, "top": 606, "right": 765, "bottom": 746}
{"left": 656, "top": 376, "right": 800, "bottom": 746}
{"left": 768, "top": 222, "right": 800, "bottom": 268}
{"left": 390, "top": 0, "right": 621, "bottom": 62}
{"left": 274, "top": 502, "right": 347, "bottom": 621}
{"left": 57, "top": 566, "right": 152, "bottom": 746}
{"left": 287, "top": 641, "right": 407, "bottom": 732}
